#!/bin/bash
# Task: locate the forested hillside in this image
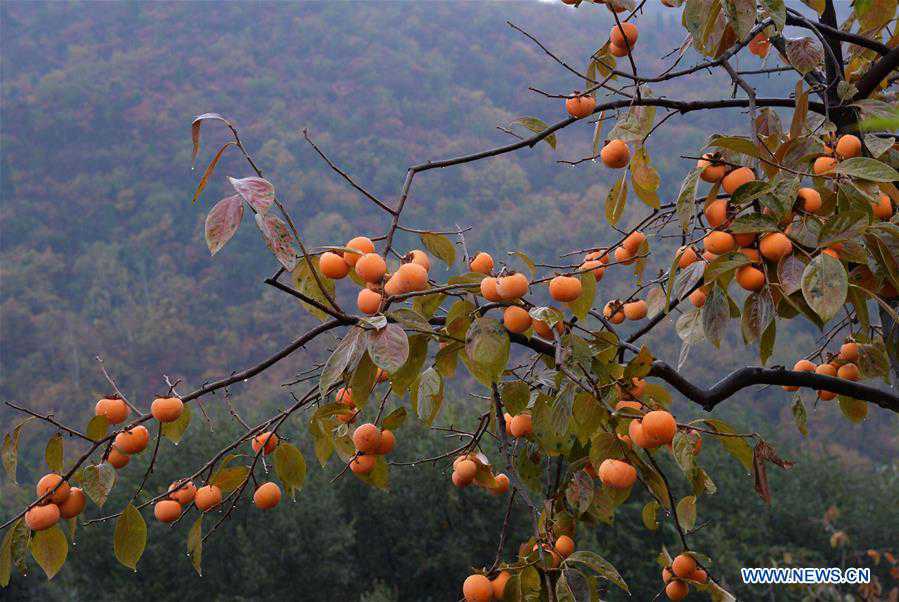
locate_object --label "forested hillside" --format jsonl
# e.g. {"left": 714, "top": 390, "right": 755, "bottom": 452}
{"left": 1, "top": 2, "right": 897, "bottom": 600}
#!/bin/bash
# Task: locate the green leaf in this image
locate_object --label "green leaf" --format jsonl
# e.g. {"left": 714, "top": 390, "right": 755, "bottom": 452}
{"left": 113, "top": 503, "right": 146, "bottom": 570}
{"left": 838, "top": 396, "right": 868, "bottom": 423}
{"left": 792, "top": 394, "right": 808, "bottom": 437}
{"left": 85, "top": 415, "right": 108, "bottom": 442}
{"left": 834, "top": 157, "right": 899, "bottom": 182}
{"left": 510, "top": 117, "right": 557, "bottom": 149}
{"left": 290, "top": 257, "right": 336, "bottom": 321}
{"left": 463, "top": 317, "right": 510, "bottom": 386}
{"left": 604, "top": 176, "right": 628, "bottom": 226}
{"left": 565, "top": 550, "right": 629, "bottom": 593}
{"left": 565, "top": 471, "right": 595, "bottom": 517}
{"left": 701, "top": 285, "right": 729, "bottom": 347}
{"left": 389, "top": 334, "right": 429, "bottom": 395}
{"left": 702, "top": 419, "right": 753, "bottom": 470}
{"left": 380, "top": 407, "right": 407, "bottom": 431}
{"left": 676, "top": 169, "right": 701, "bottom": 231}
{"left": 567, "top": 271, "right": 596, "bottom": 321}
{"left": 704, "top": 252, "right": 750, "bottom": 283}
{"left": 414, "top": 367, "right": 443, "bottom": 426}
{"left": 624, "top": 345, "right": 654, "bottom": 379}
{"left": 642, "top": 501, "right": 660, "bottom": 531}
{"left": 319, "top": 326, "right": 366, "bottom": 400}
{"left": 210, "top": 465, "right": 249, "bottom": 492}
{"left": 723, "top": 0, "right": 756, "bottom": 40}
{"left": 630, "top": 146, "right": 661, "bottom": 208}
{"left": 419, "top": 232, "right": 456, "bottom": 266}
{"left": 45, "top": 434, "right": 64, "bottom": 474}
{"left": 509, "top": 250, "right": 537, "bottom": 278}
{"left": 818, "top": 209, "right": 870, "bottom": 246}
{"left": 556, "top": 567, "right": 591, "bottom": 602}
{"left": 274, "top": 442, "right": 307, "bottom": 495}
{"left": 760, "top": 0, "right": 786, "bottom": 30}
{"left": 80, "top": 463, "right": 116, "bottom": 508}
{"left": 30, "top": 526, "right": 67, "bottom": 580}
{"left": 741, "top": 291, "right": 774, "bottom": 344}
{"left": 0, "top": 519, "right": 26, "bottom": 587}
{"left": 501, "top": 381, "right": 531, "bottom": 416}
{"left": 187, "top": 517, "right": 202, "bottom": 576}
{"left": 676, "top": 495, "right": 697, "bottom": 531}
{"left": 161, "top": 403, "right": 191, "bottom": 444}
{"left": 353, "top": 455, "right": 389, "bottom": 490}
{"left": 366, "top": 324, "right": 409, "bottom": 374}
{"left": 729, "top": 213, "right": 780, "bottom": 234}
{"left": 2, "top": 418, "right": 36, "bottom": 483}
{"left": 801, "top": 254, "right": 848, "bottom": 322}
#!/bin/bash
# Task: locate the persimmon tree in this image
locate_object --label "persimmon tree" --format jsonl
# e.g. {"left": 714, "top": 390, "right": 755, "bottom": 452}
{"left": 3, "top": 0, "right": 899, "bottom": 599}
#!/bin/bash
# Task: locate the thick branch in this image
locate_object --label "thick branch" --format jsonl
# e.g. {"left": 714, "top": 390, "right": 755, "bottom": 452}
{"left": 852, "top": 46, "right": 899, "bottom": 101}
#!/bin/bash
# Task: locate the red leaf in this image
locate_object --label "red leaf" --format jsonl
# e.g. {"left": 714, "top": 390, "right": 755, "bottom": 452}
{"left": 254, "top": 213, "right": 298, "bottom": 270}
{"left": 230, "top": 176, "right": 275, "bottom": 214}
{"left": 205, "top": 194, "right": 244, "bottom": 255}
{"left": 191, "top": 113, "right": 233, "bottom": 167}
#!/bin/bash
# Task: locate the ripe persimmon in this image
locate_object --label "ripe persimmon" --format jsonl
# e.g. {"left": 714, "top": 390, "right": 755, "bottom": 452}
{"left": 455, "top": 459, "right": 478, "bottom": 482}
{"left": 462, "top": 574, "right": 493, "bottom": 602}
{"left": 603, "top": 301, "right": 625, "bottom": 324}
{"left": 704, "top": 199, "right": 729, "bottom": 228}
{"left": 579, "top": 259, "right": 605, "bottom": 281}
{"left": 697, "top": 153, "right": 726, "bottom": 182}
{"left": 352, "top": 423, "right": 382, "bottom": 453}
{"left": 503, "top": 305, "right": 532, "bottom": 334}
{"left": 734, "top": 232, "right": 757, "bottom": 247}
{"left": 759, "top": 232, "right": 793, "bottom": 262}
{"left": 623, "top": 299, "right": 647, "bottom": 320}
{"left": 357, "top": 288, "right": 383, "bottom": 315}
{"left": 615, "top": 399, "right": 642, "bottom": 413}
{"left": 642, "top": 410, "right": 676, "bottom": 445}
{"left": 375, "top": 429, "right": 396, "bottom": 455}
{"left": 665, "top": 580, "right": 689, "bottom": 601}
{"left": 490, "top": 473, "right": 510, "bottom": 495}
{"left": 384, "top": 273, "right": 403, "bottom": 296}
{"left": 154, "top": 499, "right": 182, "bottom": 523}
{"left": 874, "top": 193, "right": 894, "bottom": 219}
{"left": 344, "top": 236, "right": 375, "bottom": 266}
{"left": 609, "top": 42, "right": 629, "bottom": 57}
{"left": 336, "top": 387, "right": 353, "bottom": 406}
{"left": 168, "top": 480, "right": 197, "bottom": 505}
{"left": 533, "top": 318, "right": 561, "bottom": 340}
{"left": 107, "top": 447, "right": 130, "bottom": 469}
{"left": 95, "top": 396, "right": 129, "bottom": 424}
{"left": 496, "top": 273, "right": 529, "bottom": 300}
{"left": 610, "top": 22, "right": 638, "bottom": 47}
{"left": 195, "top": 485, "right": 222, "bottom": 511}
{"left": 672, "top": 554, "right": 697, "bottom": 578}
{"left": 114, "top": 425, "right": 149, "bottom": 454}
{"left": 689, "top": 289, "right": 707, "bottom": 308}
{"left": 252, "top": 431, "right": 279, "bottom": 455}
{"left": 479, "top": 276, "right": 502, "bottom": 301}
{"left": 835, "top": 134, "right": 861, "bottom": 158}
{"left": 736, "top": 265, "right": 766, "bottom": 292}
{"left": 722, "top": 167, "right": 755, "bottom": 194}
{"left": 492, "top": 571, "right": 511, "bottom": 599}
{"left": 813, "top": 156, "right": 837, "bottom": 175}
{"left": 676, "top": 245, "right": 699, "bottom": 268}
{"left": 253, "top": 482, "right": 282, "bottom": 510}
{"left": 355, "top": 253, "right": 387, "bottom": 283}
{"left": 614, "top": 245, "right": 636, "bottom": 265}
{"left": 815, "top": 363, "right": 838, "bottom": 400}
{"left": 566, "top": 94, "right": 597, "bottom": 119}
{"left": 58, "top": 487, "right": 86, "bottom": 519}
{"left": 598, "top": 458, "right": 637, "bottom": 489}
{"left": 784, "top": 359, "right": 816, "bottom": 391}
{"left": 703, "top": 231, "right": 735, "bottom": 255}
{"left": 691, "top": 568, "right": 708, "bottom": 583}
{"left": 509, "top": 414, "right": 533, "bottom": 438}
{"left": 837, "top": 362, "right": 859, "bottom": 381}
{"left": 601, "top": 139, "right": 631, "bottom": 168}
{"left": 738, "top": 247, "right": 761, "bottom": 264}
{"left": 839, "top": 342, "right": 859, "bottom": 362}
{"left": 623, "top": 230, "right": 646, "bottom": 254}
{"left": 25, "top": 504, "right": 60, "bottom": 531}
{"left": 320, "top": 251, "right": 350, "bottom": 279}
{"left": 555, "top": 535, "right": 575, "bottom": 558}
{"left": 549, "top": 275, "right": 582, "bottom": 302}
{"left": 37, "top": 473, "right": 71, "bottom": 504}
{"left": 451, "top": 471, "right": 470, "bottom": 488}
{"left": 798, "top": 187, "right": 822, "bottom": 213}
{"left": 585, "top": 249, "right": 610, "bottom": 264}
{"left": 151, "top": 396, "right": 183, "bottom": 423}
{"left": 469, "top": 252, "right": 494, "bottom": 274}
{"left": 395, "top": 262, "right": 429, "bottom": 293}
{"left": 350, "top": 454, "right": 376, "bottom": 475}
{"left": 409, "top": 249, "right": 431, "bottom": 271}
